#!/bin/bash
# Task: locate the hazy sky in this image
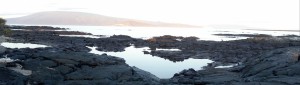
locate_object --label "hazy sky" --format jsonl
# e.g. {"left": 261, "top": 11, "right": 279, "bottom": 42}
{"left": 0, "top": 0, "right": 299, "bottom": 30}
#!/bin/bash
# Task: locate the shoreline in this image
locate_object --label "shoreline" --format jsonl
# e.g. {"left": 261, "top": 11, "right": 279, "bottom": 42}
{"left": 1, "top": 25, "right": 300, "bottom": 84}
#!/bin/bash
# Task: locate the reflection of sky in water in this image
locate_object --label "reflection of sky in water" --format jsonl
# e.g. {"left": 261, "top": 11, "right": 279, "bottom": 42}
{"left": 88, "top": 46, "right": 213, "bottom": 79}
{"left": 59, "top": 35, "right": 105, "bottom": 38}
{"left": 62, "top": 26, "right": 249, "bottom": 41}
{"left": 11, "top": 24, "right": 299, "bottom": 41}
{"left": 55, "top": 25, "right": 299, "bottom": 41}
{"left": 0, "top": 42, "right": 49, "bottom": 49}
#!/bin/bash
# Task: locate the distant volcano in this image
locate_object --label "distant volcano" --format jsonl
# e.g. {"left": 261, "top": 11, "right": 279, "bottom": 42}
{"left": 7, "top": 11, "right": 200, "bottom": 28}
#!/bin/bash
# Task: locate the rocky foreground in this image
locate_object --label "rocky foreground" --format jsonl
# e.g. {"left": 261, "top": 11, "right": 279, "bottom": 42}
{"left": 164, "top": 47, "right": 300, "bottom": 85}
{"left": 0, "top": 48, "right": 159, "bottom": 85}
{"left": 0, "top": 25, "right": 300, "bottom": 85}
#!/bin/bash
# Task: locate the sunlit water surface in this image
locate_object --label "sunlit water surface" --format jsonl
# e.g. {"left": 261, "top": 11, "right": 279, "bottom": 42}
{"left": 11, "top": 25, "right": 299, "bottom": 41}
{"left": 1, "top": 42, "right": 49, "bottom": 49}
{"left": 57, "top": 25, "right": 299, "bottom": 41}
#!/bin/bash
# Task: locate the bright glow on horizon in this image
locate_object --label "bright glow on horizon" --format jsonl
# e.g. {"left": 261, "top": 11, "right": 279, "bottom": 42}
{"left": 0, "top": 0, "right": 299, "bottom": 30}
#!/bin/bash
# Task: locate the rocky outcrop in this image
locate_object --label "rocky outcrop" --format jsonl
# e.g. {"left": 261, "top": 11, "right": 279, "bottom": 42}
{"left": 149, "top": 50, "right": 193, "bottom": 62}
{"left": 168, "top": 47, "right": 300, "bottom": 85}
{"left": 0, "top": 48, "right": 160, "bottom": 85}
{"left": 8, "top": 26, "right": 145, "bottom": 53}
{"left": 0, "top": 68, "right": 27, "bottom": 85}
{"left": 0, "top": 36, "right": 6, "bottom": 54}
{"left": 240, "top": 47, "right": 300, "bottom": 84}
{"left": 8, "top": 26, "right": 300, "bottom": 64}
{"left": 2, "top": 25, "right": 300, "bottom": 85}
{"left": 145, "top": 35, "right": 300, "bottom": 64}
{"left": 9, "top": 25, "right": 67, "bottom": 31}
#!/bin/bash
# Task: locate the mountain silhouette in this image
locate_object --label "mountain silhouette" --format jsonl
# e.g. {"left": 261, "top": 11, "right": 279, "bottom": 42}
{"left": 7, "top": 11, "right": 200, "bottom": 28}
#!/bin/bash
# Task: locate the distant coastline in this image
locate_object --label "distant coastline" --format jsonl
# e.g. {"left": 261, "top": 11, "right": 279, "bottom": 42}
{"left": 7, "top": 11, "right": 201, "bottom": 28}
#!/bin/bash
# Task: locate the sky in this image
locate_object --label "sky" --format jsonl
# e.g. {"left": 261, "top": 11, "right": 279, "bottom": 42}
{"left": 0, "top": 0, "right": 299, "bottom": 30}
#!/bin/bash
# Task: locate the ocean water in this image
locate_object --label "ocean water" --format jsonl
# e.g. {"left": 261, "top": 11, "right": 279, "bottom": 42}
{"left": 11, "top": 24, "right": 299, "bottom": 41}
{"left": 49, "top": 25, "right": 298, "bottom": 41}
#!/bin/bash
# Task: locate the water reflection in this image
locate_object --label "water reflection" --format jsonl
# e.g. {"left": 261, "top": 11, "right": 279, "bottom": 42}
{"left": 12, "top": 25, "right": 299, "bottom": 41}
{"left": 59, "top": 35, "right": 104, "bottom": 38}
{"left": 215, "top": 64, "right": 238, "bottom": 68}
{"left": 156, "top": 48, "right": 181, "bottom": 51}
{"left": 88, "top": 46, "right": 213, "bottom": 78}
{"left": 0, "top": 42, "right": 49, "bottom": 49}
{"left": 56, "top": 25, "right": 298, "bottom": 41}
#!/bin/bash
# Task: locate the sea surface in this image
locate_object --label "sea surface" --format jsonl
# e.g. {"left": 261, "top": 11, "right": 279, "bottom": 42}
{"left": 58, "top": 25, "right": 299, "bottom": 41}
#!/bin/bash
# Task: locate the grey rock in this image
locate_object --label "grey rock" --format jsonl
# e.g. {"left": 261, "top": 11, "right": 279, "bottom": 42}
{"left": 0, "top": 46, "right": 5, "bottom": 54}
{"left": 58, "top": 79, "right": 116, "bottom": 85}
{"left": 0, "top": 67, "right": 27, "bottom": 85}
{"left": 0, "top": 36, "right": 6, "bottom": 54}
{"left": 39, "top": 60, "right": 57, "bottom": 67}
{"left": 242, "top": 47, "right": 300, "bottom": 81}
{"left": 230, "top": 82, "right": 287, "bottom": 85}
{"left": 55, "top": 65, "right": 73, "bottom": 74}
{"left": 132, "top": 66, "right": 160, "bottom": 84}
{"left": 65, "top": 65, "right": 132, "bottom": 80}
{"left": 169, "top": 47, "right": 300, "bottom": 85}
{"left": 29, "top": 67, "right": 64, "bottom": 84}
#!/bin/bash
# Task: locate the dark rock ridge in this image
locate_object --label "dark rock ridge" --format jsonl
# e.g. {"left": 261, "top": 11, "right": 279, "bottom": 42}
{"left": 10, "top": 25, "right": 67, "bottom": 31}
{"left": 8, "top": 26, "right": 145, "bottom": 52}
{"left": 1, "top": 48, "right": 160, "bottom": 85}
{"left": 144, "top": 35, "right": 300, "bottom": 63}
{"left": 167, "top": 47, "right": 300, "bottom": 85}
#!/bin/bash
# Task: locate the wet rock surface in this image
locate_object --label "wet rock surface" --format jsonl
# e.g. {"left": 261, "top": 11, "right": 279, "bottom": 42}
{"left": 1, "top": 26, "right": 300, "bottom": 85}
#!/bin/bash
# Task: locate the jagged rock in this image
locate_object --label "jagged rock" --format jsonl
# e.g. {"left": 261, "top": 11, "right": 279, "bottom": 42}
{"left": 3, "top": 48, "right": 160, "bottom": 85}
{"left": 169, "top": 47, "right": 300, "bottom": 85}
{"left": 241, "top": 47, "right": 300, "bottom": 84}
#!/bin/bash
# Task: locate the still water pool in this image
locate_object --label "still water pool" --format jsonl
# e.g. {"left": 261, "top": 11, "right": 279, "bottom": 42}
{"left": 88, "top": 46, "right": 213, "bottom": 78}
